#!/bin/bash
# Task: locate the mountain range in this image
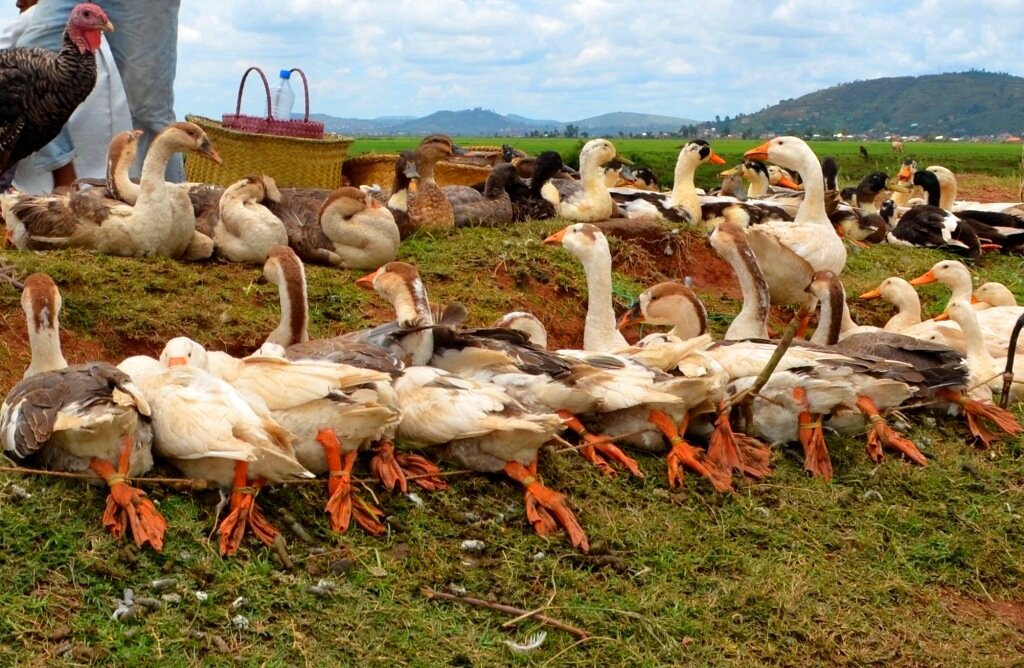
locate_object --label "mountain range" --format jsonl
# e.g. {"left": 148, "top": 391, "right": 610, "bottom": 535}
{"left": 720, "top": 70, "right": 1024, "bottom": 137}
{"left": 309, "top": 108, "right": 698, "bottom": 136}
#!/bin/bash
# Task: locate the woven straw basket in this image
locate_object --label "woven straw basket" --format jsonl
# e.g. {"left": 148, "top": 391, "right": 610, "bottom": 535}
{"left": 184, "top": 114, "right": 353, "bottom": 189}
{"left": 343, "top": 152, "right": 493, "bottom": 188}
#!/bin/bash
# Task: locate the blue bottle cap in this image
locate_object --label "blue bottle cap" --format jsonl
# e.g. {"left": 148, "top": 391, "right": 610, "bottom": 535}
{"left": 280, "top": 70, "right": 291, "bottom": 79}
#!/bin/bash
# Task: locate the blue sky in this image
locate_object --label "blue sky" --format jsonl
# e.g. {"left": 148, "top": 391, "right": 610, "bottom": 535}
{"left": 4, "top": 0, "right": 1024, "bottom": 123}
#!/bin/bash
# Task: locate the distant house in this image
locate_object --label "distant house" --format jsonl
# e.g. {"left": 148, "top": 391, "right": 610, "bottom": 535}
{"left": 1003, "top": 136, "right": 1022, "bottom": 143}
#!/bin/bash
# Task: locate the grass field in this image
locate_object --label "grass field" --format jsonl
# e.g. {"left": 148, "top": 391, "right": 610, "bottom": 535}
{"left": 2, "top": 212, "right": 1024, "bottom": 665}
{"left": 348, "top": 137, "right": 1024, "bottom": 192}
{"left": 2, "top": 138, "right": 1024, "bottom": 665}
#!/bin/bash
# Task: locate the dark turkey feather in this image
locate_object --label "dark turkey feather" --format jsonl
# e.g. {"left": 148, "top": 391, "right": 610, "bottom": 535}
{"left": 0, "top": 27, "right": 99, "bottom": 175}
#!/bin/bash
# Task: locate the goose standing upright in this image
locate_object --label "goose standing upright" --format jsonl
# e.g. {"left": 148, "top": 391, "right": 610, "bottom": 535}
{"left": 542, "top": 138, "right": 631, "bottom": 221}
{"left": 1, "top": 274, "right": 165, "bottom": 550}
{"left": 741, "top": 136, "right": 847, "bottom": 305}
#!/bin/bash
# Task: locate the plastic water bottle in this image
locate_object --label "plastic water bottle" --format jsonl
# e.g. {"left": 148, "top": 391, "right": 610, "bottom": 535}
{"left": 271, "top": 70, "right": 295, "bottom": 121}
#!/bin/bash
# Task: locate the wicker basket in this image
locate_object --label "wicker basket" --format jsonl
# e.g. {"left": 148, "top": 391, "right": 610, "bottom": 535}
{"left": 342, "top": 152, "right": 492, "bottom": 188}
{"left": 184, "top": 114, "right": 353, "bottom": 188}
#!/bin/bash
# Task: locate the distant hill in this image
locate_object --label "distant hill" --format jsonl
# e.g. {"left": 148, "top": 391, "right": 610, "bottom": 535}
{"left": 310, "top": 108, "right": 697, "bottom": 136}
{"left": 574, "top": 112, "right": 698, "bottom": 135}
{"left": 723, "top": 71, "right": 1024, "bottom": 137}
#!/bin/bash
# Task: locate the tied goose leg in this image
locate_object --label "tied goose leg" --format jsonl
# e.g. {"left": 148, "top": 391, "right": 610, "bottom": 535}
{"left": 317, "top": 428, "right": 386, "bottom": 535}
{"left": 647, "top": 410, "right": 732, "bottom": 492}
{"left": 370, "top": 439, "right": 448, "bottom": 493}
{"left": 88, "top": 434, "right": 167, "bottom": 551}
{"left": 854, "top": 396, "right": 928, "bottom": 466}
{"left": 218, "top": 461, "right": 281, "bottom": 555}
{"left": 935, "top": 388, "right": 1023, "bottom": 447}
{"left": 793, "top": 387, "right": 833, "bottom": 480}
{"left": 502, "top": 460, "right": 589, "bottom": 552}
{"left": 521, "top": 458, "right": 558, "bottom": 536}
{"left": 708, "top": 402, "right": 773, "bottom": 480}
{"left": 557, "top": 410, "right": 643, "bottom": 478}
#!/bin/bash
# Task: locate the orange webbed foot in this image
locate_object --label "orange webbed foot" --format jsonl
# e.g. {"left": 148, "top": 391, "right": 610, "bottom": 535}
{"left": 89, "top": 436, "right": 166, "bottom": 551}
{"left": 557, "top": 410, "right": 640, "bottom": 477}
{"left": 371, "top": 440, "right": 448, "bottom": 492}
{"left": 504, "top": 460, "right": 588, "bottom": 551}
{"left": 855, "top": 396, "right": 927, "bottom": 467}
{"left": 648, "top": 409, "right": 732, "bottom": 492}
{"left": 708, "top": 404, "right": 772, "bottom": 480}
{"left": 793, "top": 388, "right": 833, "bottom": 481}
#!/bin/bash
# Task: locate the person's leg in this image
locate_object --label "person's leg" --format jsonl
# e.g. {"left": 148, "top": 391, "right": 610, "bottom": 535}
{"left": 102, "top": 0, "right": 183, "bottom": 181}
{"left": 15, "top": 0, "right": 79, "bottom": 178}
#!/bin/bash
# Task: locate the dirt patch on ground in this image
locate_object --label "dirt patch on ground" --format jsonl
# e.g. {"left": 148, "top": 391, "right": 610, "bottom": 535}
{"left": 939, "top": 588, "right": 1024, "bottom": 631}
{"left": 956, "top": 173, "right": 1022, "bottom": 203}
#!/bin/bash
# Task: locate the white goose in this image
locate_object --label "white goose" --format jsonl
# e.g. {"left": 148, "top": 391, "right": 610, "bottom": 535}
{"left": 856, "top": 277, "right": 924, "bottom": 332}
{"left": 356, "top": 263, "right": 588, "bottom": 549}
{"left": 5, "top": 122, "right": 221, "bottom": 260}
{"left": 118, "top": 338, "right": 314, "bottom": 556}
{"left": 741, "top": 136, "right": 847, "bottom": 305}
{"left": 610, "top": 140, "right": 724, "bottom": 223}
{"left": 1, "top": 274, "right": 164, "bottom": 550}
{"left": 541, "top": 138, "right": 631, "bottom": 222}
{"left": 212, "top": 175, "right": 287, "bottom": 264}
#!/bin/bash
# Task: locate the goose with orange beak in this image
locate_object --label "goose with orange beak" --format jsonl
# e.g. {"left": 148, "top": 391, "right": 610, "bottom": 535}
{"left": 541, "top": 137, "right": 630, "bottom": 222}
{"left": 737, "top": 136, "right": 847, "bottom": 306}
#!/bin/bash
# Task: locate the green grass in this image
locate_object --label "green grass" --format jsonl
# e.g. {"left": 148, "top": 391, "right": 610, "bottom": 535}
{"left": 2, "top": 221, "right": 1024, "bottom": 665}
{"left": 347, "top": 137, "right": 1024, "bottom": 194}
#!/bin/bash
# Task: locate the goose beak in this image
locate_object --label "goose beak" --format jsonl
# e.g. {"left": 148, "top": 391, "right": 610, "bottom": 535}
{"left": 355, "top": 267, "right": 382, "bottom": 290}
{"left": 613, "top": 153, "right": 633, "bottom": 166}
{"left": 708, "top": 151, "right": 726, "bottom": 165}
{"left": 543, "top": 228, "right": 567, "bottom": 245}
{"left": 931, "top": 312, "right": 951, "bottom": 322}
{"left": 718, "top": 166, "right": 739, "bottom": 178}
{"left": 909, "top": 270, "right": 938, "bottom": 286}
{"left": 776, "top": 174, "right": 800, "bottom": 189}
{"left": 744, "top": 142, "right": 771, "bottom": 161}
{"left": 886, "top": 179, "right": 911, "bottom": 193}
{"left": 970, "top": 295, "right": 981, "bottom": 304}
{"left": 898, "top": 165, "right": 913, "bottom": 179}
{"left": 198, "top": 144, "right": 222, "bottom": 165}
{"left": 617, "top": 302, "right": 643, "bottom": 330}
{"left": 166, "top": 356, "right": 188, "bottom": 367}
{"left": 858, "top": 288, "right": 883, "bottom": 299}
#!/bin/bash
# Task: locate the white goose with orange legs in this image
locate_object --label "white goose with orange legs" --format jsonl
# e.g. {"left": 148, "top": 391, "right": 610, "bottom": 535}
{"left": 1, "top": 274, "right": 165, "bottom": 551}
{"left": 356, "top": 262, "right": 588, "bottom": 551}
{"left": 118, "top": 337, "right": 314, "bottom": 556}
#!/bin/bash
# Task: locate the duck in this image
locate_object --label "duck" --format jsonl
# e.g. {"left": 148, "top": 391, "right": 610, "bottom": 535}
{"left": 907, "top": 260, "right": 1024, "bottom": 357}
{"left": 444, "top": 163, "right": 516, "bottom": 227}
{"left": 722, "top": 158, "right": 800, "bottom": 199}
{"left": 767, "top": 164, "right": 801, "bottom": 190}
{"left": 118, "top": 337, "right": 314, "bottom": 555}
{"left": 741, "top": 136, "right": 848, "bottom": 305}
{"left": 940, "top": 299, "right": 1024, "bottom": 404}
{"left": 1, "top": 274, "right": 165, "bottom": 550}
{"left": 856, "top": 276, "right": 924, "bottom": 332}
{"left": 510, "top": 151, "right": 568, "bottom": 221}
{"left": 973, "top": 282, "right": 1018, "bottom": 308}
{"left": 835, "top": 199, "right": 895, "bottom": 246}
{"left": 210, "top": 175, "right": 286, "bottom": 264}
{"left": 542, "top": 138, "right": 631, "bottom": 221}
{"left": 546, "top": 222, "right": 753, "bottom": 488}
{"left": 699, "top": 224, "right": 933, "bottom": 476}
{"left": 617, "top": 281, "right": 708, "bottom": 342}
{"left": 317, "top": 186, "right": 400, "bottom": 270}
{"left": 258, "top": 247, "right": 444, "bottom": 495}
{"left": 610, "top": 140, "right": 721, "bottom": 223}
{"left": 891, "top": 159, "right": 922, "bottom": 208}
{"left": 381, "top": 150, "right": 418, "bottom": 237}
{"left": 166, "top": 336, "right": 397, "bottom": 535}
{"left": 405, "top": 135, "right": 456, "bottom": 235}
{"left": 355, "top": 264, "right": 588, "bottom": 549}
{"left": 5, "top": 122, "right": 221, "bottom": 260}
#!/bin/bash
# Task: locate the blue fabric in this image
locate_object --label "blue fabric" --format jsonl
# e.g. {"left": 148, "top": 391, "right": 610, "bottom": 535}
{"left": 17, "top": 0, "right": 183, "bottom": 181}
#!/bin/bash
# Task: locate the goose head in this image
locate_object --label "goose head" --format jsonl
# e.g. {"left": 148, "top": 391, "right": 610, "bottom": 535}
{"left": 160, "top": 336, "right": 209, "bottom": 369}
{"left": 104, "top": 129, "right": 142, "bottom": 197}
{"left": 973, "top": 282, "right": 1016, "bottom": 308}
{"left": 355, "top": 261, "right": 429, "bottom": 312}
{"left": 767, "top": 164, "right": 800, "bottom": 188}
{"left": 226, "top": 174, "right": 281, "bottom": 205}
{"left": 494, "top": 311, "right": 549, "bottom": 349}
{"left": 319, "top": 186, "right": 381, "bottom": 223}
{"left": 909, "top": 259, "right": 973, "bottom": 294}
{"left": 21, "top": 273, "right": 68, "bottom": 377}
{"left": 858, "top": 276, "right": 918, "bottom": 307}
{"left": 898, "top": 158, "right": 917, "bottom": 182}
{"left": 578, "top": 138, "right": 632, "bottom": 174}
{"left": 677, "top": 139, "right": 725, "bottom": 172}
{"left": 543, "top": 222, "right": 607, "bottom": 260}
{"left": 744, "top": 136, "right": 817, "bottom": 177}
{"left": 617, "top": 281, "right": 707, "bottom": 339}
{"left": 160, "top": 122, "right": 222, "bottom": 164}
{"left": 67, "top": 3, "right": 114, "bottom": 53}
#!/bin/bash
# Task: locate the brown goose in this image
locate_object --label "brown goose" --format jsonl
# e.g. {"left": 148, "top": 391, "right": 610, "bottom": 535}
{"left": 405, "top": 135, "right": 456, "bottom": 236}
{"left": 0, "top": 274, "right": 164, "bottom": 550}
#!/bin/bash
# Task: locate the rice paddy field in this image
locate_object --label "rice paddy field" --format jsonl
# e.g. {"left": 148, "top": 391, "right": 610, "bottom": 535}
{"left": 1, "top": 141, "right": 1024, "bottom": 667}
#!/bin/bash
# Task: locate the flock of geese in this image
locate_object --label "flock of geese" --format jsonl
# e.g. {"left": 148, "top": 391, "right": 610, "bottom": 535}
{"left": 2, "top": 126, "right": 1024, "bottom": 556}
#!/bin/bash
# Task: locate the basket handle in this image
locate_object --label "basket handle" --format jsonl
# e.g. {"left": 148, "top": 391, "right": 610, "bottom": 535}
{"left": 235, "top": 66, "right": 272, "bottom": 119}
{"left": 287, "top": 68, "right": 312, "bottom": 122}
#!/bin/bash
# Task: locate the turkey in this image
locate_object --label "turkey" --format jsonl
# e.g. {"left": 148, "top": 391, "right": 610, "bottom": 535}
{"left": 0, "top": 3, "right": 113, "bottom": 183}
